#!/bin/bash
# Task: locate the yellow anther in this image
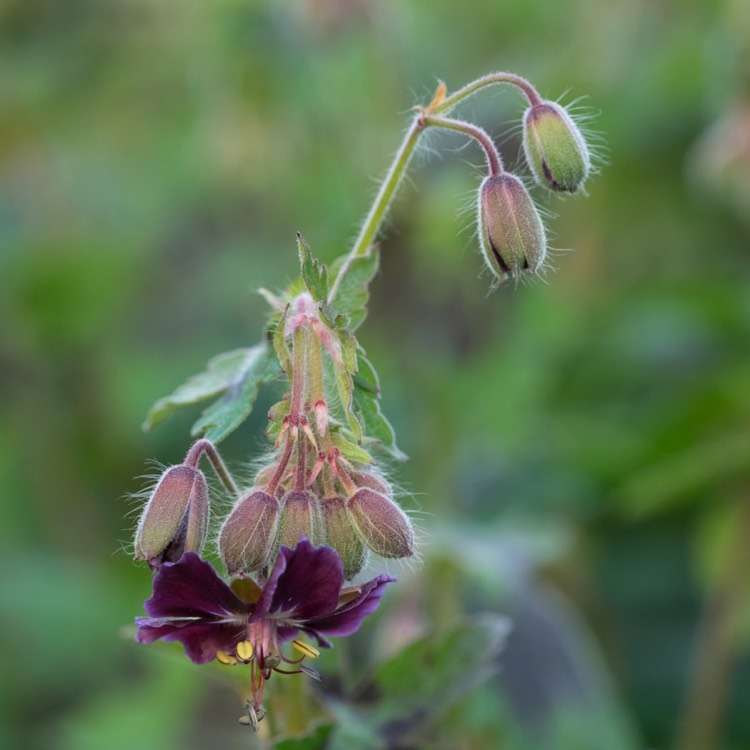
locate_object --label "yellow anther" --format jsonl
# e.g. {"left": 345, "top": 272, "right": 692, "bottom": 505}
{"left": 216, "top": 650, "right": 237, "bottom": 666}
{"left": 235, "top": 640, "right": 254, "bottom": 662}
{"left": 292, "top": 639, "right": 320, "bottom": 659}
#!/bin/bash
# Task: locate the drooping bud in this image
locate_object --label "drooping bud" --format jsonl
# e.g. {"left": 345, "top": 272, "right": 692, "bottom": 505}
{"left": 134, "top": 465, "right": 209, "bottom": 569}
{"left": 218, "top": 490, "right": 280, "bottom": 574}
{"left": 522, "top": 101, "right": 590, "bottom": 193}
{"left": 352, "top": 470, "right": 392, "bottom": 497}
{"left": 278, "top": 490, "right": 324, "bottom": 548}
{"left": 322, "top": 496, "right": 367, "bottom": 579}
{"left": 346, "top": 488, "right": 414, "bottom": 559}
{"left": 478, "top": 173, "right": 546, "bottom": 282}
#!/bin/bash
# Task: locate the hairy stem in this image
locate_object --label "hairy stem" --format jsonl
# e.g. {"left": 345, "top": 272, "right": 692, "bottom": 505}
{"left": 434, "top": 71, "right": 541, "bottom": 113}
{"left": 328, "top": 115, "right": 425, "bottom": 305}
{"left": 422, "top": 115, "right": 503, "bottom": 175}
{"left": 289, "top": 326, "right": 307, "bottom": 418}
{"left": 183, "top": 439, "right": 239, "bottom": 497}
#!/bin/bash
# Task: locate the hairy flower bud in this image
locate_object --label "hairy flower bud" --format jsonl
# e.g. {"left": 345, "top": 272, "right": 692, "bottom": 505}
{"left": 218, "top": 490, "right": 280, "bottom": 574}
{"left": 352, "top": 470, "right": 392, "bottom": 497}
{"left": 134, "top": 465, "right": 209, "bottom": 569}
{"left": 347, "top": 488, "right": 414, "bottom": 559}
{"left": 322, "top": 496, "right": 367, "bottom": 580}
{"left": 478, "top": 173, "right": 546, "bottom": 282}
{"left": 278, "top": 490, "right": 324, "bottom": 548}
{"left": 523, "top": 101, "right": 590, "bottom": 193}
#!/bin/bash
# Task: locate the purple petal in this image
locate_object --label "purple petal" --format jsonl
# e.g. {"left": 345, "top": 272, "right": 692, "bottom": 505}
{"left": 135, "top": 552, "right": 249, "bottom": 664}
{"left": 136, "top": 619, "right": 243, "bottom": 664}
{"left": 254, "top": 539, "right": 344, "bottom": 622}
{"left": 306, "top": 574, "right": 395, "bottom": 639}
{"left": 142, "top": 552, "right": 249, "bottom": 619}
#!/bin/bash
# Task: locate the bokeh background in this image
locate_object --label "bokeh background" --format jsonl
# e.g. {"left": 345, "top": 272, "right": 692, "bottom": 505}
{"left": 2, "top": 0, "right": 749, "bottom": 748}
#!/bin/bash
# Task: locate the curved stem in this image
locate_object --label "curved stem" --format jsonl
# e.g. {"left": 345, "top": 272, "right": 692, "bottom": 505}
{"left": 265, "top": 433, "right": 294, "bottom": 496}
{"left": 434, "top": 71, "right": 542, "bottom": 114}
{"left": 422, "top": 115, "right": 503, "bottom": 175}
{"left": 184, "top": 439, "right": 239, "bottom": 497}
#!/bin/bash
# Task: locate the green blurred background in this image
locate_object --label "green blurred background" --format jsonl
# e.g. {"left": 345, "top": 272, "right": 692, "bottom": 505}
{"left": 2, "top": 0, "right": 749, "bottom": 748}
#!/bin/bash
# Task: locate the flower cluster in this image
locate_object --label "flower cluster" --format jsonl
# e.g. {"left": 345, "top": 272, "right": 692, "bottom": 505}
{"left": 130, "top": 69, "right": 597, "bottom": 735}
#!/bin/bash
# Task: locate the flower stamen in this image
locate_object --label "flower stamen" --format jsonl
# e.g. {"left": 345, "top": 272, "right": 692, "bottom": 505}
{"left": 292, "top": 639, "right": 320, "bottom": 659}
{"left": 235, "top": 640, "right": 254, "bottom": 662}
{"left": 216, "top": 650, "right": 238, "bottom": 666}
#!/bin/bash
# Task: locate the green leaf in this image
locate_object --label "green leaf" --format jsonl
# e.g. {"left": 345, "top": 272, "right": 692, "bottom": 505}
{"left": 352, "top": 349, "right": 406, "bottom": 461}
{"left": 338, "top": 329, "right": 358, "bottom": 374}
{"left": 190, "top": 343, "right": 279, "bottom": 443}
{"left": 144, "top": 348, "right": 264, "bottom": 431}
{"left": 334, "top": 364, "right": 362, "bottom": 440}
{"left": 331, "top": 430, "right": 373, "bottom": 465}
{"left": 371, "top": 615, "right": 511, "bottom": 726}
{"left": 329, "top": 245, "right": 379, "bottom": 331}
{"left": 297, "top": 232, "right": 329, "bottom": 304}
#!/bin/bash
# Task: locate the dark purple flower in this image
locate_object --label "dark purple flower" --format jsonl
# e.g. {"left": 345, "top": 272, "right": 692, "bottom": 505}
{"left": 136, "top": 538, "right": 394, "bottom": 717}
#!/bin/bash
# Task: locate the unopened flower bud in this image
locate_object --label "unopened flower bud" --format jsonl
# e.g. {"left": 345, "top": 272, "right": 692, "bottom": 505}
{"left": 522, "top": 101, "right": 590, "bottom": 193}
{"left": 352, "top": 470, "right": 392, "bottom": 497}
{"left": 322, "top": 496, "right": 367, "bottom": 579}
{"left": 478, "top": 173, "right": 546, "bottom": 282}
{"left": 218, "top": 490, "right": 280, "bottom": 574}
{"left": 347, "top": 488, "right": 414, "bottom": 559}
{"left": 134, "top": 465, "right": 209, "bottom": 569}
{"left": 278, "top": 490, "right": 324, "bottom": 548}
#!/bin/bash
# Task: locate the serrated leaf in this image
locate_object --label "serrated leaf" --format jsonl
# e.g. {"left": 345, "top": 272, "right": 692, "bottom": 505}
{"left": 331, "top": 431, "right": 373, "bottom": 465}
{"left": 351, "top": 349, "right": 405, "bottom": 461}
{"left": 338, "top": 329, "right": 358, "bottom": 374}
{"left": 188, "top": 343, "right": 280, "bottom": 443}
{"left": 297, "top": 232, "right": 329, "bottom": 304}
{"left": 354, "top": 347, "right": 380, "bottom": 392}
{"left": 328, "top": 245, "right": 379, "bottom": 331}
{"left": 144, "top": 348, "right": 261, "bottom": 431}
{"left": 353, "top": 389, "right": 406, "bottom": 461}
{"left": 334, "top": 365, "right": 362, "bottom": 440}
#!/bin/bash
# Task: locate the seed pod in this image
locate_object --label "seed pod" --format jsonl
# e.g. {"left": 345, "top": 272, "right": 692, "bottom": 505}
{"left": 522, "top": 101, "right": 590, "bottom": 193}
{"left": 134, "top": 465, "right": 209, "bottom": 569}
{"left": 278, "top": 490, "right": 324, "bottom": 548}
{"left": 351, "top": 471, "right": 392, "bottom": 497}
{"left": 322, "top": 496, "right": 367, "bottom": 579}
{"left": 478, "top": 173, "right": 546, "bottom": 282}
{"left": 218, "top": 490, "right": 280, "bottom": 574}
{"left": 347, "top": 488, "right": 414, "bottom": 559}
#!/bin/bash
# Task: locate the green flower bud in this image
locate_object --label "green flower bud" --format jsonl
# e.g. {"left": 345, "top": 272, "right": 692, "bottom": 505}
{"left": 347, "top": 488, "right": 414, "bottom": 559}
{"left": 522, "top": 101, "right": 590, "bottom": 193}
{"left": 478, "top": 173, "right": 546, "bottom": 282}
{"left": 278, "top": 490, "right": 324, "bottom": 548}
{"left": 218, "top": 490, "right": 280, "bottom": 574}
{"left": 134, "top": 465, "right": 209, "bottom": 569}
{"left": 322, "top": 496, "right": 367, "bottom": 580}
